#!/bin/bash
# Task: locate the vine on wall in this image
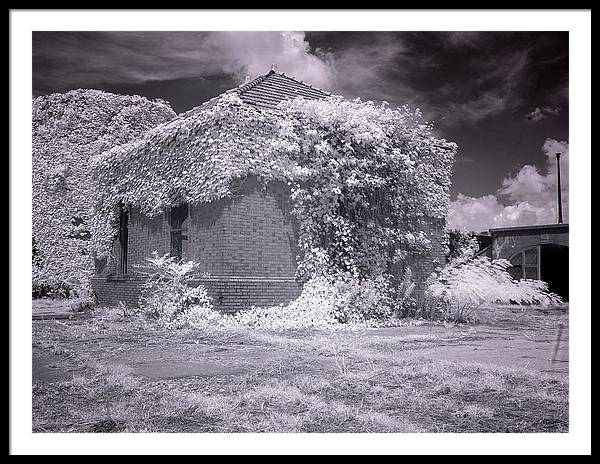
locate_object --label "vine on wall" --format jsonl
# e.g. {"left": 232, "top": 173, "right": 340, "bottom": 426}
{"left": 92, "top": 93, "right": 456, "bottom": 282}
{"left": 32, "top": 89, "right": 176, "bottom": 296}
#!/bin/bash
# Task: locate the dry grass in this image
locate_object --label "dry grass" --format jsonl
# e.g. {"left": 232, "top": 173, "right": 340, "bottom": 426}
{"left": 32, "top": 306, "right": 569, "bottom": 433}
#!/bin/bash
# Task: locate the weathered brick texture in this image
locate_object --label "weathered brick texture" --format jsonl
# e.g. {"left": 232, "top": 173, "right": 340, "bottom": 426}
{"left": 93, "top": 178, "right": 301, "bottom": 311}
{"left": 91, "top": 275, "right": 301, "bottom": 312}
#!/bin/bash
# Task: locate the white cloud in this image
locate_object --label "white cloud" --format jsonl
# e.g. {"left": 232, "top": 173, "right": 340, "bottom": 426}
{"left": 34, "top": 31, "right": 336, "bottom": 92}
{"left": 525, "top": 105, "right": 561, "bottom": 122}
{"left": 448, "top": 138, "right": 569, "bottom": 232}
{"left": 205, "top": 31, "right": 335, "bottom": 89}
{"left": 327, "top": 36, "right": 410, "bottom": 102}
{"left": 444, "top": 90, "right": 512, "bottom": 125}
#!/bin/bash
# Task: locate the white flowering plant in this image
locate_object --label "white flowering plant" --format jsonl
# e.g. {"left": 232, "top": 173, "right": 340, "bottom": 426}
{"left": 234, "top": 271, "right": 395, "bottom": 331}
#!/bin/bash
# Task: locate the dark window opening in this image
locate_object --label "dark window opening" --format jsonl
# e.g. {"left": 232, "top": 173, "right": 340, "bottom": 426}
{"left": 170, "top": 203, "right": 189, "bottom": 261}
{"left": 540, "top": 244, "right": 569, "bottom": 301}
{"left": 119, "top": 208, "right": 129, "bottom": 274}
{"left": 509, "top": 244, "right": 569, "bottom": 301}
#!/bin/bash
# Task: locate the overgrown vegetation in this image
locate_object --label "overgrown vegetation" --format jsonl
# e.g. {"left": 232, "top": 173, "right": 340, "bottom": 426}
{"left": 447, "top": 229, "right": 481, "bottom": 260}
{"left": 133, "top": 249, "right": 563, "bottom": 331}
{"left": 236, "top": 272, "right": 396, "bottom": 330}
{"left": 424, "top": 256, "right": 564, "bottom": 322}
{"left": 135, "top": 253, "right": 399, "bottom": 331}
{"left": 91, "top": 93, "right": 455, "bottom": 285}
{"left": 32, "top": 90, "right": 176, "bottom": 297}
{"left": 136, "top": 252, "right": 214, "bottom": 328}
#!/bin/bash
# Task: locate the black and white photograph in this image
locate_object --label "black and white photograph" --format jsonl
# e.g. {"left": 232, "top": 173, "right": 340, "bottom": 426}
{"left": 9, "top": 9, "right": 591, "bottom": 455}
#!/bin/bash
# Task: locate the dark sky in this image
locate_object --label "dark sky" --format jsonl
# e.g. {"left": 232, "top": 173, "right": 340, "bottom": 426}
{"left": 32, "top": 31, "right": 569, "bottom": 231}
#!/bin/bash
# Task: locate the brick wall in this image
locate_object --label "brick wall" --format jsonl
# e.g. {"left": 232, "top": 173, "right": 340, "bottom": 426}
{"left": 92, "top": 176, "right": 448, "bottom": 309}
{"left": 91, "top": 275, "right": 301, "bottom": 312}
{"left": 91, "top": 275, "right": 143, "bottom": 308}
{"left": 92, "top": 177, "right": 301, "bottom": 310}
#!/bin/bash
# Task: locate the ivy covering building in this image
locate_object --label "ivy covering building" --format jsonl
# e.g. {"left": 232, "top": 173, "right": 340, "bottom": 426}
{"left": 90, "top": 70, "right": 457, "bottom": 310}
{"left": 32, "top": 90, "right": 176, "bottom": 296}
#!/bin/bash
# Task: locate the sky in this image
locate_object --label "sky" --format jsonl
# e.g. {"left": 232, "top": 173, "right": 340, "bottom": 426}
{"left": 32, "top": 31, "right": 569, "bottom": 232}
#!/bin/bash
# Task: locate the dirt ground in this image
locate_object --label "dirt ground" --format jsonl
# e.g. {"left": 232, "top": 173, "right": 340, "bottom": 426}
{"left": 31, "top": 303, "right": 569, "bottom": 432}
{"left": 33, "top": 304, "right": 568, "bottom": 382}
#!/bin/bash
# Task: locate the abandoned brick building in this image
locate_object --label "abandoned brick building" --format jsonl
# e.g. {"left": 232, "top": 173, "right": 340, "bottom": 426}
{"left": 91, "top": 70, "right": 449, "bottom": 311}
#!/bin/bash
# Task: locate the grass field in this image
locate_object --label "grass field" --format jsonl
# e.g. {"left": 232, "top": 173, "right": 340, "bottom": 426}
{"left": 32, "top": 303, "right": 568, "bottom": 433}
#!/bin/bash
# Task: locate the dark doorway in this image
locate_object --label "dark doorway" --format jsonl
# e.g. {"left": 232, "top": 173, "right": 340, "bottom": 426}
{"left": 540, "top": 244, "right": 569, "bottom": 300}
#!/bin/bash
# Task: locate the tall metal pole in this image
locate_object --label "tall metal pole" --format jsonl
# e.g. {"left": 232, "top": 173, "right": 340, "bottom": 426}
{"left": 556, "top": 153, "right": 563, "bottom": 224}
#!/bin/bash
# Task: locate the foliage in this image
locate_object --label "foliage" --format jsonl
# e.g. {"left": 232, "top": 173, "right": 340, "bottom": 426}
{"left": 391, "top": 267, "right": 418, "bottom": 318}
{"left": 91, "top": 93, "right": 456, "bottom": 282}
{"left": 425, "top": 256, "right": 564, "bottom": 322}
{"left": 447, "top": 229, "right": 480, "bottom": 260}
{"left": 235, "top": 272, "right": 395, "bottom": 331}
{"left": 32, "top": 90, "right": 176, "bottom": 297}
{"left": 136, "top": 252, "right": 216, "bottom": 328}
{"left": 278, "top": 97, "right": 456, "bottom": 280}
{"left": 69, "top": 294, "right": 97, "bottom": 313}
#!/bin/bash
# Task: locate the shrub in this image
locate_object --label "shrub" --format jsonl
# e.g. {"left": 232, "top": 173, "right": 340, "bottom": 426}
{"left": 136, "top": 252, "right": 217, "bottom": 328}
{"left": 235, "top": 272, "right": 394, "bottom": 331}
{"left": 70, "top": 292, "right": 97, "bottom": 312}
{"left": 32, "top": 267, "right": 74, "bottom": 299}
{"left": 447, "top": 230, "right": 480, "bottom": 260}
{"left": 235, "top": 276, "right": 337, "bottom": 331}
{"left": 329, "top": 273, "right": 395, "bottom": 323}
{"left": 424, "top": 256, "right": 564, "bottom": 322}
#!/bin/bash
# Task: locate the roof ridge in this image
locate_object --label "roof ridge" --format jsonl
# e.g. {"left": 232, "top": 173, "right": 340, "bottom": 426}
{"left": 231, "top": 70, "right": 275, "bottom": 95}
{"left": 179, "top": 69, "right": 330, "bottom": 117}
{"left": 269, "top": 70, "right": 331, "bottom": 96}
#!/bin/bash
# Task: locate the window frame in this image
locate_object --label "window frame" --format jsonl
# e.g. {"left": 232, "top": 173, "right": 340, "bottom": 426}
{"left": 118, "top": 206, "right": 129, "bottom": 274}
{"left": 509, "top": 245, "right": 541, "bottom": 280}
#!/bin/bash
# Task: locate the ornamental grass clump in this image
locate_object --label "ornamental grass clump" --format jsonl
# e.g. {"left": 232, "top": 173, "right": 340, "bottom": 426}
{"left": 425, "top": 256, "right": 564, "bottom": 322}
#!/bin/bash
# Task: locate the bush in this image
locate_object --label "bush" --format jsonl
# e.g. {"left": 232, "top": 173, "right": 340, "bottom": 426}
{"left": 424, "top": 256, "right": 564, "bottom": 322}
{"left": 447, "top": 230, "right": 480, "bottom": 260}
{"left": 136, "top": 252, "right": 217, "bottom": 328}
{"left": 235, "top": 273, "right": 395, "bottom": 331}
{"left": 32, "top": 268, "right": 74, "bottom": 299}
{"left": 70, "top": 293, "right": 97, "bottom": 312}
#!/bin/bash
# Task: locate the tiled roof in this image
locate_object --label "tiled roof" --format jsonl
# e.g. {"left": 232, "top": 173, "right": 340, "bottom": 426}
{"left": 178, "top": 70, "right": 330, "bottom": 118}
{"left": 230, "top": 70, "right": 330, "bottom": 110}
